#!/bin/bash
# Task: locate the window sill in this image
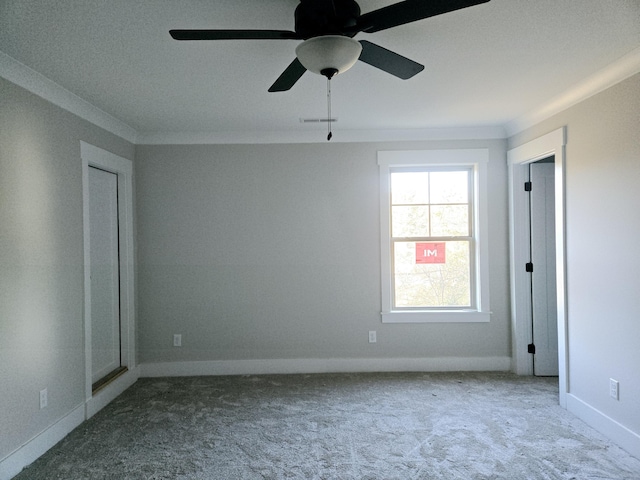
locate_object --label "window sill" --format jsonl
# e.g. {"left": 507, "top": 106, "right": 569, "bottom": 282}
{"left": 381, "top": 310, "right": 491, "bottom": 324}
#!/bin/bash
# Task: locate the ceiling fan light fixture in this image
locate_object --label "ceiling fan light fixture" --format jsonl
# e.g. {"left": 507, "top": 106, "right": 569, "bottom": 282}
{"left": 295, "top": 35, "right": 362, "bottom": 78}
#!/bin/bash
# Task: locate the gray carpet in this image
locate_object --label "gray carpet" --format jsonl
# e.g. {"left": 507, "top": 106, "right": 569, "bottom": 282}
{"left": 15, "top": 372, "right": 640, "bottom": 479}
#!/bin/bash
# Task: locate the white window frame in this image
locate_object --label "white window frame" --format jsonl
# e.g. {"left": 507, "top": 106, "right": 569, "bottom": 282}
{"left": 378, "top": 149, "right": 491, "bottom": 323}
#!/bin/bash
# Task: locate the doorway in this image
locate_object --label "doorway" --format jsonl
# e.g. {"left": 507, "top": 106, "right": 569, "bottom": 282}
{"left": 507, "top": 127, "right": 568, "bottom": 407}
{"left": 88, "top": 166, "right": 124, "bottom": 390}
{"left": 81, "top": 142, "right": 137, "bottom": 418}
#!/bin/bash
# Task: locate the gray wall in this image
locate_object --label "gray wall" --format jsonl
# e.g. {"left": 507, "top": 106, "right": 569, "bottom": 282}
{"left": 135, "top": 140, "right": 511, "bottom": 365}
{"left": 509, "top": 73, "right": 640, "bottom": 440}
{"left": 2, "top": 63, "right": 639, "bottom": 471}
{"left": 0, "top": 77, "right": 134, "bottom": 462}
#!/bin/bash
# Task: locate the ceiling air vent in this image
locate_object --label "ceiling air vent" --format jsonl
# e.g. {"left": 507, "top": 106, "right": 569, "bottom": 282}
{"left": 299, "top": 118, "right": 338, "bottom": 123}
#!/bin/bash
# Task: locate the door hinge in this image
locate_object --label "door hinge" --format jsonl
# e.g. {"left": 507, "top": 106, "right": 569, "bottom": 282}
{"left": 526, "top": 262, "right": 533, "bottom": 272}
{"left": 524, "top": 181, "right": 532, "bottom": 191}
{"left": 528, "top": 343, "right": 536, "bottom": 354}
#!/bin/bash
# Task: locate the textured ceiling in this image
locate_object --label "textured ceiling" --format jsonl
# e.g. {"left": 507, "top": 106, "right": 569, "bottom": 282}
{"left": 1, "top": 0, "right": 639, "bottom": 139}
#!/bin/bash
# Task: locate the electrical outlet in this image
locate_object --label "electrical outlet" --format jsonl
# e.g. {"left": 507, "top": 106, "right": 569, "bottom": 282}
{"left": 39, "top": 388, "right": 48, "bottom": 409}
{"left": 609, "top": 378, "right": 619, "bottom": 400}
{"left": 173, "top": 334, "right": 182, "bottom": 347}
{"left": 368, "top": 331, "right": 377, "bottom": 343}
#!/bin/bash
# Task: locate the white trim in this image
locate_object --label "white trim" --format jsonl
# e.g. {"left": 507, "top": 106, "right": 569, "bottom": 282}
{"left": 377, "top": 149, "right": 490, "bottom": 167}
{"left": 0, "top": 368, "right": 140, "bottom": 479}
{"left": 137, "top": 126, "right": 507, "bottom": 145}
{"left": 0, "top": 50, "right": 137, "bottom": 143}
{"left": 377, "top": 149, "right": 491, "bottom": 323}
{"left": 0, "top": 404, "right": 85, "bottom": 480}
{"left": 567, "top": 394, "right": 640, "bottom": 460}
{"left": 81, "top": 142, "right": 136, "bottom": 405}
{"left": 140, "top": 356, "right": 512, "bottom": 378}
{"left": 381, "top": 311, "right": 490, "bottom": 323}
{"left": 507, "top": 128, "right": 568, "bottom": 408}
{"left": 505, "top": 46, "right": 640, "bottom": 136}
{"left": 85, "top": 367, "right": 140, "bottom": 419}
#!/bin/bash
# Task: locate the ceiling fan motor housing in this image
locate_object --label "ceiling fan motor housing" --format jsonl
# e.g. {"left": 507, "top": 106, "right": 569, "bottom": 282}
{"left": 295, "top": 0, "right": 361, "bottom": 38}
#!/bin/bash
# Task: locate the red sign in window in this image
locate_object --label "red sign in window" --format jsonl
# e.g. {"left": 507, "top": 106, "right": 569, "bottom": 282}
{"left": 415, "top": 242, "right": 446, "bottom": 264}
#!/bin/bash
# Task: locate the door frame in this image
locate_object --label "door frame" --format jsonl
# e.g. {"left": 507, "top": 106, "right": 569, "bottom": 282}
{"left": 81, "top": 142, "right": 138, "bottom": 418}
{"left": 507, "top": 127, "right": 568, "bottom": 407}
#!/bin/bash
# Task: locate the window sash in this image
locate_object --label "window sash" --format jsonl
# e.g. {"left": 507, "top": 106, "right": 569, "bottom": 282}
{"left": 389, "top": 167, "right": 475, "bottom": 311}
{"left": 390, "top": 166, "right": 473, "bottom": 240}
{"left": 391, "top": 239, "right": 474, "bottom": 308}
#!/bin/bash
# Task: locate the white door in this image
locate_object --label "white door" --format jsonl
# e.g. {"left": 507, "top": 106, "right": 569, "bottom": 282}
{"left": 529, "top": 161, "right": 558, "bottom": 376}
{"left": 89, "top": 167, "right": 121, "bottom": 384}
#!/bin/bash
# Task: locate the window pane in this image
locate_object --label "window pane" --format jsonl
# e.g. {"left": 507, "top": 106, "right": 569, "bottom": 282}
{"left": 431, "top": 205, "right": 469, "bottom": 236}
{"left": 429, "top": 171, "right": 468, "bottom": 204}
{"left": 393, "top": 241, "right": 471, "bottom": 308}
{"left": 392, "top": 206, "right": 430, "bottom": 237}
{"left": 391, "top": 172, "right": 429, "bottom": 204}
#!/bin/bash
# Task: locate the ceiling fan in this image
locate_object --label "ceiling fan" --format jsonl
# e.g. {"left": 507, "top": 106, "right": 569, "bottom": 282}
{"left": 170, "top": 0, "right": 491, "bottom": 92}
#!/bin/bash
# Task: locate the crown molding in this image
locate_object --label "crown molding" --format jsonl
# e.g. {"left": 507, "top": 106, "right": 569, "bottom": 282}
{"left": 3, "top": 45, "right": 638, "bottom": 145}
{"left": 505, "top": 46, "right": 640, "bottom": 137}
{"left": 136, "top": 126, "right": 507, "bottom": 145}
{"left": 0, "top": 48, "right": 503, "bottom": 146}
{"left": 0, "top": 50, "right": 503, "bottom": 145}
{"left": 0, "top": 50, "right": 138, "bottom": 144}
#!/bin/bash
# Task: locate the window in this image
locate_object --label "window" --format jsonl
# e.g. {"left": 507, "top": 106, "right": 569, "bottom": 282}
{"left": 378, "top": 150, "right": 490, "bottom": 323}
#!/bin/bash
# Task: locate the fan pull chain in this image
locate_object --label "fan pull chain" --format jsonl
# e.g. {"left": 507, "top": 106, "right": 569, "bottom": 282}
{"left": 326, "top": 77, "right": 332, "bottom": 141}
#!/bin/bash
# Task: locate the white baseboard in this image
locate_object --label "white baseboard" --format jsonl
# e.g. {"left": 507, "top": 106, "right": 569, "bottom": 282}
{"left": 0, "top": 367, "right": 141, "bottom": 480}
{"left": 0, "top": 404, "right": 85, "bottom": 480}
{"left": 140, "top": 356, "right": 512, "bottom": 378}
{"left": 567, "top": 393, "right": 640, "bottom": 460}
{"left": 85, "top": 367, "right": 140, "bottom": 419}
